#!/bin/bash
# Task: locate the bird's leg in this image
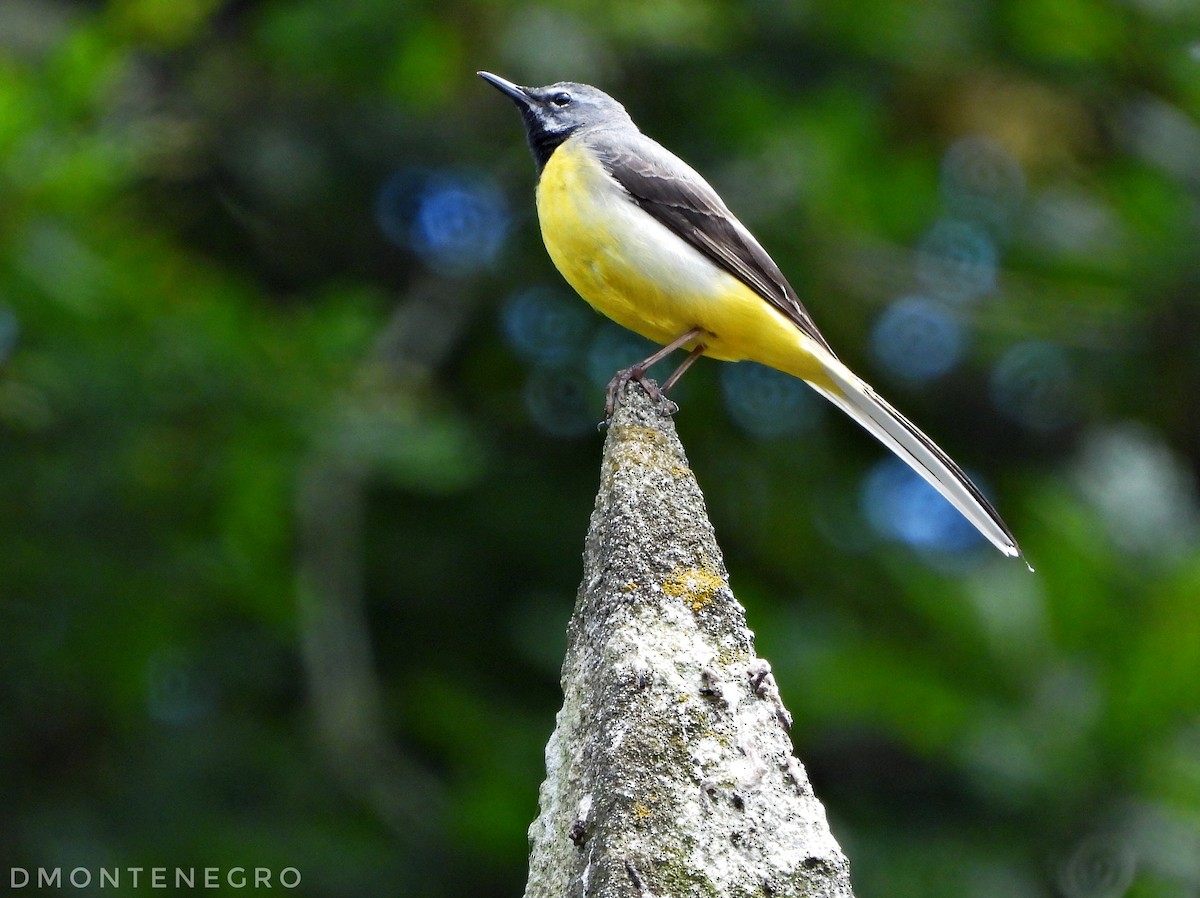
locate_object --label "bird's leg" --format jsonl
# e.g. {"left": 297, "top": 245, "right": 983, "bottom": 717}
{"left": 604, "top": 327, "right": 706, "bottom": 418}
{"left": 660, "top": 343, "right": 707, "bottom": 395}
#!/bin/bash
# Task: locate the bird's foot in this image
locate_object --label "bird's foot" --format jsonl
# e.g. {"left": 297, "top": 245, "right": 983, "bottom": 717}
{"left": 602, "top": 366, "right": 679, "bottom": 425}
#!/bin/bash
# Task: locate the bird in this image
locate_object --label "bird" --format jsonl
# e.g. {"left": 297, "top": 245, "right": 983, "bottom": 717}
{"left": 478, "top": 71, "right": 1025, "bottom": 562}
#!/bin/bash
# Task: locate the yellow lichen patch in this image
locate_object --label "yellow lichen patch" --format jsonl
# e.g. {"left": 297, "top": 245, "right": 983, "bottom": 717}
{"left": 611, "top": 425, "right": 670, "bottom": 467}
{"left": 616, "top": 424, "right": 669, "bottom": 448}
{"left": 661, "top": 566, "right": 725, "bottom": 613}
{"left": 632, "top": 802, "right": 653, "bottom": 820}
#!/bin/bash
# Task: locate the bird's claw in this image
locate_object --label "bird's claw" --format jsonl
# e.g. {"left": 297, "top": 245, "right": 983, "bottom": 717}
{"left": 602, "top": 367, "right": 679, "bottom": 423}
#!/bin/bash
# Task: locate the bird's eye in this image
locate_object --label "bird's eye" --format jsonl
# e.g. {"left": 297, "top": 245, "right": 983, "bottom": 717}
{"left": 551, "top": 92, "right": 572, "bottom": 107}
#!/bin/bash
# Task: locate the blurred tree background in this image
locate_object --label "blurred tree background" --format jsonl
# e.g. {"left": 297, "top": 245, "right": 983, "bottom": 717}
{"left": 2, "top": 0, "right": 1199, "bottom": 895}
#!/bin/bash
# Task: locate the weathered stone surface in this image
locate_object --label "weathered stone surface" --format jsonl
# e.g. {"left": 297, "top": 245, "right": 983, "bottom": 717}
{"left": 524, "top": 386, "right": 855, "bottom": 898}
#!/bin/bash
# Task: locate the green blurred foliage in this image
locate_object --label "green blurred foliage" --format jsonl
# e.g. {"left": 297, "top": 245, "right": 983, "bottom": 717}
{"left": 2, "top": 0, "right": 1199, "bottom": 896}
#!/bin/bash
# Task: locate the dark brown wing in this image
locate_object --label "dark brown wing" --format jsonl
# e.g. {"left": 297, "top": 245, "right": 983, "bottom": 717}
{"left": 588, "top": 129, "right": 836, "bottom": 356}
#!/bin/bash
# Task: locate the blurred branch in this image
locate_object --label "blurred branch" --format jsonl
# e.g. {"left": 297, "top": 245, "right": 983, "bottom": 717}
{"left": 296, "top": 458, "right": 441, "bottom": 833}
{"left": 524, "top": 386, "right": 855, "bottom": 898}
{"left": 371, "top": 277, "right": 476, "bottom": 379}
{"left": 295, "top": 275, "right": 473, "bottom": 834}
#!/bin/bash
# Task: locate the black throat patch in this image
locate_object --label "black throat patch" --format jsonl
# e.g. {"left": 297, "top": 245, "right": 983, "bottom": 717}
{"left": 522, "top": 109, "right": 577, "bottom": 173}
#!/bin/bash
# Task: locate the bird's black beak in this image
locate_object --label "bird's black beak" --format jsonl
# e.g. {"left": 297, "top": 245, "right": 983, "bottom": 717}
{"left": 478, "top": 71, "right": 531, "bottom": 107}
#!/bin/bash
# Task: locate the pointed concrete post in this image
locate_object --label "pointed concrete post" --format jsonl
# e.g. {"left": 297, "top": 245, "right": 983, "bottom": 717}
{"left": 524, "top": 385, "right": 855, "bottom": 898}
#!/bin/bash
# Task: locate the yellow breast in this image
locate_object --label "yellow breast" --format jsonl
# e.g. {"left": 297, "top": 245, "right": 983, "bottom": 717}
{"left": 534, "top": 137, "right": 826, "bottom": 383}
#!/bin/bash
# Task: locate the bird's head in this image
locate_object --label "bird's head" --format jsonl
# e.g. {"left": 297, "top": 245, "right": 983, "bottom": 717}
{"left": 478, "top": 72, "right": 634, "bottom": 170}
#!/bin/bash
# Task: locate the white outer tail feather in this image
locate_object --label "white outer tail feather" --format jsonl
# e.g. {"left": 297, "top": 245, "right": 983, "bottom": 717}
{"left": 809, "top": 355, "right": 1022, "bottom": 560}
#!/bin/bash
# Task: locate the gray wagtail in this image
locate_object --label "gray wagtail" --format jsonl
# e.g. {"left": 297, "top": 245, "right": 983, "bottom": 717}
{"left": 479, "top": 71, "right": 1024, "bottom": 561}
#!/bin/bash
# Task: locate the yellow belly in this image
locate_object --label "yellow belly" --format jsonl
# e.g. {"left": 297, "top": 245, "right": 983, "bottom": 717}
{"left": 535, "top": 139, "right": 827, "bottom": 384}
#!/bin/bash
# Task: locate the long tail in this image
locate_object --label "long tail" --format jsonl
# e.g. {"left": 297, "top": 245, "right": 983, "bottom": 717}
{"left": 806, "top": 354, "right": 1023, "bottom": 560}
